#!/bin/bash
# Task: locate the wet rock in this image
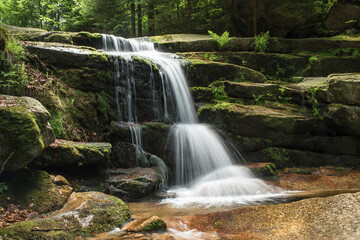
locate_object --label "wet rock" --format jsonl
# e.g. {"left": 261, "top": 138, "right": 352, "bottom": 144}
{"left": 122, "top": 216, "right": 167, "bottom": 232}
{"left": 0, "top": 95, "right": 55, "bottom": 171}
{"left": 184, "top": 192, "right": 360, "bottom": 240}
{"left": 110, "top": 142, "right": 138, "bottom": 168}
{"left": 33, "top": 139, "right": 111, "bottom": 169}
{"left": 106, "top": 168, "right": 164, "bottom": 200}
{"left": 225, "top": 82, "right": 279, "bottom": 100}
{"left": 305, "top": 56, "right": 360, "bottom": 77}
{"left": 0, "top": 191, "right": 130, "bottom": 239}
{"left": 0, "top": 169, "right": 72, "bottom": 213}
{"left": 187, "top": 60, "right": 266, "bottom": 87}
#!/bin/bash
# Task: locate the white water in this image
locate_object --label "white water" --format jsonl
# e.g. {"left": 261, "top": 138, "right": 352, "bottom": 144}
{"left": 101, "top": 34, "right": 284, "bottom": 207}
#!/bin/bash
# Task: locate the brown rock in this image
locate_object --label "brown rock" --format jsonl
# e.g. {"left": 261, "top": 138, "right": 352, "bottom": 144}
{"left": 122, "top": 216, "right": 167, "bottom": 232}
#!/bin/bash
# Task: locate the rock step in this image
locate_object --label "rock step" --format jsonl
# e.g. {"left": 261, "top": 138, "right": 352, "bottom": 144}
{"left": 156, "top": 36, "right": 360, "bottom": 53}
{"left": 32, "top": 139, "right": 112, "bottom": 169}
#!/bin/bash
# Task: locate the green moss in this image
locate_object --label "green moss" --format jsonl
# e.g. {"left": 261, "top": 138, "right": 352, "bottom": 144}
{"left": 49, "top": 111, "right": 66, "bottom": 138}
{"left": 0, "top": 169, "right": 67, "bottom": 213}
{"left": 0, "top": 105, "right": 45, "bottom": 171}
{"left": 142, "top": 218, "right": 167, "bottom": 231}
{"left": 264, "top": 147, "right": 291, "bottom": 168}
{"left": 44, "top": 33, "right": 73, "bottom": 44}
{"left": 97, "top": 91, "right": 110, "bottom": 121}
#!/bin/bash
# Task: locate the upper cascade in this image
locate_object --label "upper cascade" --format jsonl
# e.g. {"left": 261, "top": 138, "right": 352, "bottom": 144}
{"left": 102, "top": 34, "right": 155, "bottom": 52}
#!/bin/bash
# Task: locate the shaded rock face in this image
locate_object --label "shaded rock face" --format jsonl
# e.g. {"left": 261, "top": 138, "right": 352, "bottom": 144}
{"left": 0, "top": 192, "right": 130, "bottom": 239}
{"left": 0, "top": 169, "right": 72, "bottom": 213}
{"left": 32, "top": 139, "right": 111, "bottom": 169}
{"left": 183, "top": 192, "right": 360, "bottom": 240}
{"left": 0, "top": 95, "right": 55, "bottom": 171}
{"left": 197, "top": 73, "right": 360, "bottom": 168}
{"left": 324, "top": 1, "right": 360, "bottom": 34}
{"left": 106, "top": 168, "right": 164, "bottom": 200}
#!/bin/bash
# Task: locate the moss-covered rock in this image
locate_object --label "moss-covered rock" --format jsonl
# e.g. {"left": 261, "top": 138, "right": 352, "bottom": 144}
{"left": 324, "top": 1, "right": 360, "bottom": 34}
{"left": 0, "top": 25, "right": 8, "bottom": 51}
{"left": 190, "top": 87, "right": 214, "bottom": 102}
{"left": 0, "top": 169, "right": 72, "bottom": 213}
{"left": 0, "top": 95, "right": 54, "bottom": 171}
{"left": 0, "top": 191, "right": 130, "bottom": 239}
{"left": 122, "top": 216, "right": 167, "bottom": 232}
{"left": 187, "top": 60, "right": 266, "bottom": 87}
{"left": 33, "top": 139, "right": 111, "bottom": 169}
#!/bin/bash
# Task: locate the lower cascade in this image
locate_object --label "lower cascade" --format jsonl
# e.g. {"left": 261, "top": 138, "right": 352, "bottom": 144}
{"left": 101, "top": 34, "right": 285, "bottom": 207}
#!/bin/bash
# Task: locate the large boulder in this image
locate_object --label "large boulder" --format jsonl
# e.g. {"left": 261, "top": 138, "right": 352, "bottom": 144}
{"left": 0, "top": 95, "right": 55, "bottom": 171}
{"left": 0, "top": 169, "right": 72, "bottom": 213}
{"left": 323, "top": 73, "right": 360, "bottom": 105}
{"left": 0, "top": 191, "right": 130, "bottom": 239}
{"left": 324, "top": 1, "right": 360, "bottom": 34}
{"left": 107, "top": 168, "right": 165, "bottom": 200}
{"left": 325, "top": 104, "right": 360, "bottom": 137}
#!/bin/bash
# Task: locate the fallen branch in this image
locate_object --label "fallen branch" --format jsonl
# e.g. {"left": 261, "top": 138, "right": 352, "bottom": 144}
{"left": 0, "top": 152, "right": 14, "bottom": 176}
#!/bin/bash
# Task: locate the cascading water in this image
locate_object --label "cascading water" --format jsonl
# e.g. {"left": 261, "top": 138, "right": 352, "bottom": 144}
{"left": 102, "top": 34, "right": 284, "bottom": 207}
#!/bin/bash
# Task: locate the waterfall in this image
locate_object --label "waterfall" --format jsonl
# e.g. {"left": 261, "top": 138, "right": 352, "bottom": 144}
{"left": 102, "top": 34, "right": 283, "bottom": 207}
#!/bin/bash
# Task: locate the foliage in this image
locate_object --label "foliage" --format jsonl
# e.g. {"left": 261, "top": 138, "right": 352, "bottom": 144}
{"left": 208, "top": 30, "right": 234, "bottom": 48}
{"left": 253, "top": 31, "right": 270, "bottom": 52}
{"left": 0, "top": 182, "right": 7, "bottom": 193}
{"left": 0, "top": 35, "right": 29, "bottom": 95}
{"left": 306, "top": 87, "right": 323, "bottom": 119}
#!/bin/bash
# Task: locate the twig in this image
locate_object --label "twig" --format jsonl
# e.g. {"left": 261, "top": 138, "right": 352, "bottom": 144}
{"left": 0, "top": 152, "right": 14, "bottom": 176}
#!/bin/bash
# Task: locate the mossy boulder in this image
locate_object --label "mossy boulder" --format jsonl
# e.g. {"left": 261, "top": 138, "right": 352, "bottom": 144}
{"left": 304, "top": 56, "right": 360, "bottom": 77}
{"left": 0, "top": 169, "right": 72, "bottom": 213}
{"left": 187, "top": 60, "right": 266, "bottom": 87}
{"left": 106, "top": 168, "right": 164, "bottom": 200}
{"left": 33, "top": 140, "right": 111, "bottom": 169}
{"left": 0, "top": 95, "right": 55, "bottom": 171}
{"left": 0, "top": 191, "right": 130, "bottom": 239}
{"left": 122, "top": 216, "right": 167, "bottom": 232}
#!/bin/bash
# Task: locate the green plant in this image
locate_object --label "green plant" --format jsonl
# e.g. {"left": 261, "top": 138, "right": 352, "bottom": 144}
{"left": 253, "top": 94, "right": 264, "bottom": 105}
{"left": 309, "top": 56, "right": 319, "bottom": 65}
{"left": 208, "top": 30, "right": 234, "bottom": 49}
{"left": 277, "top": 87, "right": 292, "bottom": 103}
{"left": 252, "top": 31, "right": 270, "bottom": 52}
{"left": 0, "top": 182, "right": 8, "bottom": 193}
{"left": 307, "top": 87, "right": 323, "bottom": 119}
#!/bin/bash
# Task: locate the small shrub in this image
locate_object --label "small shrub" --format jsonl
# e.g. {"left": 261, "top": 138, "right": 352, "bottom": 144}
{"left": 253, "top": 31, "right": 270, "bottom": 52}
{"left": 208, "top": 30, "right": 234, "bottom": 49}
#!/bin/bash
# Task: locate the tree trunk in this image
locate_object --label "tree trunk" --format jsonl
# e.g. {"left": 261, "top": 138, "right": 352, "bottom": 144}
{"left": 253, "top": 0, "right": 257, "bottom": 36}
{"left": 137, "top": 4, "right": 142, "bottom": 37}
{"left": 131, "top": 2, "right": 136, "bottom": 37}
{"left": 148, "top": 2, "right": 155, "bottom": 36}
{"left": 187, "top": 0, "right": 192, "bottom": 33}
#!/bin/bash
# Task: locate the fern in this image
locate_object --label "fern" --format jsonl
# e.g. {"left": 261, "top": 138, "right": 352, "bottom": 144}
{"left": 208, "top": 30, "right": 234, "bottom": 49}
{"left": 253, "top": 31, "right": 270, "bottom": 52}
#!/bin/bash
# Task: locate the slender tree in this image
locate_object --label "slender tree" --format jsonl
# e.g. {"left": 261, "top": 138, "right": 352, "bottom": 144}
{"left": 187, "top": 0, "right": 192, "bottom": 33}
{"left": 148, "top": 1, "right": 155, "bottom": 36}
{"left": 131, "top": 2, "right": 136, "bottom": 37}
{"left": 137, "top": 4, "right": 142, "bottom": 37}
